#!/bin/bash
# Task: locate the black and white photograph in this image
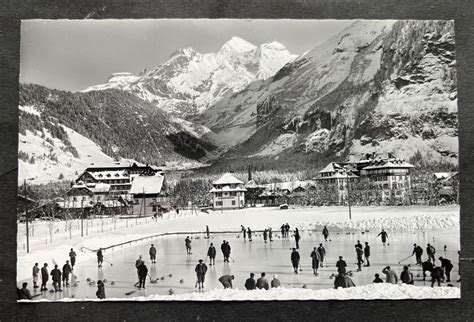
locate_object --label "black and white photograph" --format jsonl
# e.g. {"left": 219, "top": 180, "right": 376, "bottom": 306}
{"left": 17, "top": 19, "right": 460, "bottom": 301}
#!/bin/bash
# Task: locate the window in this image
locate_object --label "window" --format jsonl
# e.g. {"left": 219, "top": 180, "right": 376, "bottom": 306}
{"left": 231, "top": 200, "right": 236, "bottom": 206}
{"left": 152, "top": 206, "right": 157, "bottom": 211}
{"left": 216, "top": 201, "right": 223, "bottom": 206}
{"left": 230, "top": 192, "right": 236, "bottom": 196}
{"left": 216, "top": 192, "right": 222, "bottom": 197}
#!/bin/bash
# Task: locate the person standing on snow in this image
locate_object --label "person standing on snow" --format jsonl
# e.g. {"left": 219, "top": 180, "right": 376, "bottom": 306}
{"left": 69, "top": 248, "right": 77, "bottom": 269}
{"left": 50, "top": 264, "right": 62, "bottom": 292}
{"left": 317, "top": 244, "right": 326, "bottom": 267}
{"left": 412, "top": 244, "right": 423, "bottom": 265}
{"left": 322, "top": 226, "right": 329, "bottom": 241}
{"left": 336, "top": 256, "right": 347, "bottom": 275}
{"left": 271, "top": 274, "right": 281, "bottom": 288}
{"left": 310, "top": 247, "right": 321, "bottom": 276}
{"left": 137, "top": 262, "right": 148, "bottom": 289}
{"left": 291, "top": 248, "right": 301, "bottom": 274}
{"left": 263, "top": 229, "right": 268, "bottom": 243}
{"left": 207, "top": 243, "right": 217, "bottom": 266}
{"left": 382, "top": 266, "right": 398, "bottom": 284}
{"left": 32, "top": 263, "right": 40, "bottom": 289}
{"left": 40, "top": 263, "right": 49, "bottom": 291}
{"left": 97, "top": 248, "right": 104, "bottom": 268}
{"left": 427, "top": 243, "right": 436, "bottom": 264}
{"left": 356, "top": 245, "right": 364, "bottom": 271}
{"left": 185, "top": 236, "right": 192, "bottom": 254}
{"left": 256, "top": 272, "right": 269, "bottom": 290}
{"left": 195, "top": 259, "right": 208, "bottom": 290}
{"left": 377, "top": 229, "right": 389, "bottom": 246}
{"left": 149, "top": 244, "right": 157, "bottom": 264}
{"left": 294, "top": 228, "right": 301, "bottom": 249}
{"left": 62, "top": 260, "right": 72, "bottom": 286}
{"left": 364, "top": 242, "right": 371, "bottom": 266}
{"left": 218, "top": 275, "right": 234, "bottom": 289}
{"left": 96, "top": 280, "right": 106, "bottom": 299}
{"left": 439, "top": 256, "right": 454, "bottom": 282}
{"left": 245, "top": 273, "right": 256, "bottom": 290}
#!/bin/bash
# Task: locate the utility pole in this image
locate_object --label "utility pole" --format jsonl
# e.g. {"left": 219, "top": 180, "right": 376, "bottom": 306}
{"left": 81, "top": 197, "right": 84, "bottom": 237}
{"left": 24, "top": 179, "right": 29, "bottom": 253}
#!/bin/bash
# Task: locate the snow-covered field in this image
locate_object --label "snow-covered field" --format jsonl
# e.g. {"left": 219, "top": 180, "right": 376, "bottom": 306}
{"left": 18, "top": 205, "right": 460, "bottom": 301}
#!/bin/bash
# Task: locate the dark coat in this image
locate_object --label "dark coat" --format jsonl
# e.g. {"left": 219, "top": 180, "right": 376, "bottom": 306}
{"left": 218, "top": 275, "right": 233, "bottom": 288}
{"left": 377, "top": 231, "right": 388, "bottom": 242}
{"left": 185, "top": 238, "right": 191, "bottom": 247}
{"left": 334, "top": 274, "right": 355, "bottom": 288}
{"left": 440, "top": 258, "right": 453, "bottom": 270}
{"left": 138, "top": 264, "right": 148, "bottom": 278}
{"left": 207, "top": 246, "right": 216, "bottom": 258}
{"left": 51, "top": 268, "right": 62, "bottom": 282}
{"left": 323, "top": 227, "right": 329, "bottom": 236}
{"left": 400, "top": 270, "right": 414, "bottom": 284}
{"left": 271, "top": 278, "right": 281, "bottom": 288}
{"left": 195, "top": 263, "right": 208, "bottom": 276}
{"left": 291, "top": 251, "right": 300, "bottom": 263}
{"left": 413, "top": 246, "right": 423, "bottom": 256}
{"left": 41, "top": 267, "right": 49, "bottom": 280}
{"left": 135, "top": 258, "right": 144, "bottom": 269}
{"left": 62, "top": 264, "right": 72, "bottom": 276}
{"left": 149, "top": 246, "right": 157, "bottom": 256}
{"left": 364, "top": 245, "right": 371, "bottom": 257}
{"left": 96, "top": 281, "right": 106, "bottom": 299}
{"left": 97, "top": 250, "right": 103, "bottom": 260}
{"left": 310, "top": 251, "right": 321, "bottom": 268}
{"left": 69, "top": 251, "right": 77, "bottom": 258}
{"left": 256, "top": 277, "right": 269, "bottom": 290}
{"left": 294, "top": 230, "right": 300, "bottom": 241}
{"left": 336, "top": 260, "right": 347, "bottom": 274}
{"left": 431, "top": 267, "right": 444, "bottom": 279}
{"left": 18, "top": 288, "right": 32, "bottom": 300}
{"left": 356, "top": 247, "right": 364, "bottom": 258}
{"left": 317, "top": 246, "right": 326, "bottom": 258}
{"left": 245, "top": 277, "right": 256, "bottom": 290}
{"left": 422, "top": 261, "right": 434, "bottom": 274}
{"left": 373, "top": 277, "right": 384, "bottom": 283}
{"left": 427, "top": 245, "right": 436, "bottom": 256}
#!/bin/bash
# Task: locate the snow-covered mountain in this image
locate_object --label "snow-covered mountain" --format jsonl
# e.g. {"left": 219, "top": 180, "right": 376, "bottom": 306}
{"left": 84, "top": 37, "right": 297, "bottom": 117}
{"left": 205, "top": 20, "right": 458, "bottom": 169}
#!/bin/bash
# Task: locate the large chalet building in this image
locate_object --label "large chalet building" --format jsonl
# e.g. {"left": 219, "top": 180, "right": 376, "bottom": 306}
{"left": 129, "top": 174, "right": 171, "bottom": 216}
{"left": 210, "top": 173, "right": 247, "bottom": 210}
{"left": 317, "top": 155, "right": 414, "bottom": 205}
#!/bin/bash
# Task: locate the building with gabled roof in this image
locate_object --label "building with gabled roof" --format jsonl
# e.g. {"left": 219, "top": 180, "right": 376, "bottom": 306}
{"left": 210, "top": 173, "right": 246, "bottom": 210}
{"left": 129, "top": 174, "right": 170, "bottom": 216}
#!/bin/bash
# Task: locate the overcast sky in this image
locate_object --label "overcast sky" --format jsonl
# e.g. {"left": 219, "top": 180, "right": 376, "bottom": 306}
{"left": 20, "top": 19, "right": 353, "bottom": 92}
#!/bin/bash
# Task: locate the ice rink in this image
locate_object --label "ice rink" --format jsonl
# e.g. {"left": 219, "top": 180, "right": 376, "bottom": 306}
{"left": 22, "top": 227, "right": 460, "bottom": 300}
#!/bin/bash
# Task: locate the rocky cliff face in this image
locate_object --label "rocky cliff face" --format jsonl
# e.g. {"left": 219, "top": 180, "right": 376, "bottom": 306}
{"left": 216, "top": 20, "right": 457, "bottom": 167}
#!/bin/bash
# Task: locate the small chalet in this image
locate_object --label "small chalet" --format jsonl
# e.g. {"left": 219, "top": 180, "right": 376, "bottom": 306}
{"left": 244, "top": 179, "right": 266, "bottom": 206}
{"left": 129, "top": 174, "right": 170, "bottom": 216}
{"left": 210, "top": 173, "right": 247, "bottom": 210}
{"left": 62, "top": 182, "right": 111, "bottom": 209}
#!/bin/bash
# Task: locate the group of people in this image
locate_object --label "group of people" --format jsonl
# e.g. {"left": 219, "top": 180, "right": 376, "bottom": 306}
{"left": 280, "top": 223, "right": 291, "bottom": 238}
{"left": 31, "top": 248, "right": 77, "bottom": 293}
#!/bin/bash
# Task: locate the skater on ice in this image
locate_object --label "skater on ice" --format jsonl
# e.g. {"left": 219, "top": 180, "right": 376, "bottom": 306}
{"left": 271, "top": 275, "right": 281, "bottom": 288}
{"left": 185, "top": 236, "right": 192, "bottom": 254}
{"left": 268, "top": 228, "right": 273, "bottom": 242}
{"left": 355, "top": 240, "right": 362, "bottom": 250}
{"left": 247, "top": 227, "right": 252, "bottom": 241}
{"left": 280, "top": 224, "right": 285, "bottom": 238}
{"left": 310, "top": 247, "right": 321, "bottom": 275}
{"left": 291, "top": 248, "right": 300, "bottom": 274}
{"left": 382, "top": 266, "right": 398, "bottom": 284}
{"left": 322, "top": 226, "right": 329, "bottom": 241}
{"left": 137, "top": 262, "right": 148, "bottom": 289}
{"left": 62, "top": 260, "right": 72, "bottom": 286}
{"left": 412, "top": 244, "right": 423, "bottom": 265}
{"left": 97, "top": 248, "right": 104, "bottom": 268}
{"left": 256, "top": 272, "right": 269, "bottom": 290}
{"left": 336, "top": 256, "right": 347, "bottom": 275}
{"left": 364, "top": 242, "right": 371, "bottom": 266}
{"left": 426, "top": 243, "right": 436, "bottom": 264}
{"left": 69, "top": 248, "right": 77, "bottom": 269}
{"left": 377, "top": 229, "right": 388, "bottom": 246}
{"left": 221, "top": 240, "right": 231, "bottom": 263}
{"left": 263, "top": 229, "right": 268, "bottom": 243}
{"left": 355, "top": 245, "right": 364, "bottom": 271}
{"left": 245, "top": 273, "right": 256, "bottom": 290}
{"left": 206, "top": 225, "right": 210, "bottom": 239}
{"left": 400, "top": 265, "right": 414, "bottom": 284}
{"left": 135, "top": 255, "right": 145, "bottom": 285}
{"left": 294, "top": 228, "right": 301, "bottom": 249}
{"left": 96, "top": 280, "right": 105, "bottom": 299}
{"left": 241, "top": 225, "right": 246, "bottom": 239}
{"left": 317, "top": 243, "right": 326, "bottom": 267}
{"left": 373, "top": 273, "right": 384, "bottom": 283}
{"left": 149, "top": 244, "right": 157, "bottom": 264}
{"left": 50, "top": 264, "right": 62, "bottom": 292}
{"left": 195, "top": 259, "right": 208, "bottom": 290}
{"left": 439, "top": 256, "right": 453, "bottom": 282}
{"left": 218, "top": 275, "right": 234, "bottom": 289}
{"left": 207, "top": 243, "right": 216, "bottom": 266}
{"left": 32, "top": 263, "right": 39, "bottom": 289}
{"left": 285, "top": 223, "right": 290, "bottom": 238}
{"left": 40, "top": 263, "right": 49, "bottom": 291}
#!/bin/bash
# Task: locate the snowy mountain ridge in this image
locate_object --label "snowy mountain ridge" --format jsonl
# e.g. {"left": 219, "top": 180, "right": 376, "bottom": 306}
{"left": 84, "top": 37, "right": 297, "bottom": 117}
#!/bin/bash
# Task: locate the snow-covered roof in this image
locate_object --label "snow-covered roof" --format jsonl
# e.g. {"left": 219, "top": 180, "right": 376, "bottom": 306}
{"left": 86, "top": 182, "right": 111, "bottom": 193}
{"left": 213, "top": 173, "right": 244, "bottom": 185}
{"left": 87, "top": 170, "right": 130, "bottom": 181}
{"left": 245, "top": 180, "right": 265, "bottom": 189}
{"left": 319, "top": 162, "right": 343, "bottom": 173}
{"left": 433, "top": 172, "right": 451, "bottom": 179}
{"left": 210, "top": 187, "right": 247, "bottom": 193}
{"left": 318, "top": 172, "right": 359, "bottom": 179}
{"left": 129, "top": 175, "right": 164, "bottom": 195}
{"left": 362, "top": 161, "right": 414, "bottom": 170}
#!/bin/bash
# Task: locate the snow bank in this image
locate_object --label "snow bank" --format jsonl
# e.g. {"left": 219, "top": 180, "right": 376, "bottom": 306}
{"left": 22, "top": 284, "right": 459, "bottom": 302}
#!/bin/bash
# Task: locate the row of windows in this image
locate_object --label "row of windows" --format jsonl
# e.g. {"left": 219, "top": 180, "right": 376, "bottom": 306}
{"left": 215, "top": 192, "right": 239, "bottom": 197}
{"left": 216, "top": 200, "right": 238, "bottom": 206}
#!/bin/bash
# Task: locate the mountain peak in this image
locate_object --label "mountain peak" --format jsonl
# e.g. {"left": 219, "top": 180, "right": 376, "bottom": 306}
{"left": 169, "top": 47, "right": 199, "bottom": 59}
{"left": 219, "top": 36, "right": 257, "bottom": 54}
{"left": 260, "top": 41, "right": 287, "bottom": 50}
